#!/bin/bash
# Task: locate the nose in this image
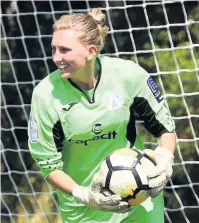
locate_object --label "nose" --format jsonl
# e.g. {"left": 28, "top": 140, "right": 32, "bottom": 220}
{"left": 52, "top": 50, "right": 62, "bottom": 63}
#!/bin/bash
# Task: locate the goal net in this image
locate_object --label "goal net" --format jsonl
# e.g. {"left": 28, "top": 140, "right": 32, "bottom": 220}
{"left": 1, "top": 1, "right": 199, "bottom": 223}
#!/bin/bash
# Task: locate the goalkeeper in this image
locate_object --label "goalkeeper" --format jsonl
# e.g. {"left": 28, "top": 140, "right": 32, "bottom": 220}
{"left": 28, "top": 8, "right": 176, "bottom": 223}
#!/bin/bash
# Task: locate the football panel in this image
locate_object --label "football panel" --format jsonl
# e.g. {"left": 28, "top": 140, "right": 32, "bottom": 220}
{"left": 109, "top": 148, "right": 139, "bottom": 167}
{"left": 109, "top": 170, "right": 137, "bottom": 197}
{"left": 134, "top": 163, "right": 148, "bottom": 185}
{"left": 98, "top": 160, "right": 110, "bottom": 188}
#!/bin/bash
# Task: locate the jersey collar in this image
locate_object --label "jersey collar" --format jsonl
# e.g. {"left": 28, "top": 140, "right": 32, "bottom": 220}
{"left": 67, "top": 57, "right": 102, "bottom": 104}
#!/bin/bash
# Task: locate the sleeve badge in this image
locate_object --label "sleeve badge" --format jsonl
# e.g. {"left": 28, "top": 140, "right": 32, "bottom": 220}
{"left": 28, "top": 116, "right": 39, "bottom": 143}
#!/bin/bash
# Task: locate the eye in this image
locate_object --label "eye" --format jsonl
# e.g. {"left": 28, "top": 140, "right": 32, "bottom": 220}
{"left": 60, "top": 47, "right": 70, "bottom": 54}
{"left": 51, "top": 46, "right": 56, "bottom": 54}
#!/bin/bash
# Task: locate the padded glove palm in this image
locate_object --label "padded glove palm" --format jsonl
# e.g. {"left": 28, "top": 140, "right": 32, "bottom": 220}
{"left": 72, "top": 175, "right": 131, "bottom": 213}
{"left": 143, "top": 146, "right": 174, "bottom": 197}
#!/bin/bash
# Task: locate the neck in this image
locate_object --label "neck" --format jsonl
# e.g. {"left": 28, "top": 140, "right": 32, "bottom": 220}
{"left": 70, "top": 60, "right": 98, "bottom": 90}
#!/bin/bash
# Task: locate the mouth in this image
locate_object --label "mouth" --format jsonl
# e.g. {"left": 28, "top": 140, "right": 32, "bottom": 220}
{"left": 58, "top": 64, "right": 69, "bottom": 73}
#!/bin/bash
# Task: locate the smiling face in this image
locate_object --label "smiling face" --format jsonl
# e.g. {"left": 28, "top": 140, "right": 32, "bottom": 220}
{"left": 51, "top": 29, "right": 93, "bottom": 79}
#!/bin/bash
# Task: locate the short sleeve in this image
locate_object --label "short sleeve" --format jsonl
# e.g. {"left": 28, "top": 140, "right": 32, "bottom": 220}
{"left": 28, "top": 90, "right": 64, "bottom": 178}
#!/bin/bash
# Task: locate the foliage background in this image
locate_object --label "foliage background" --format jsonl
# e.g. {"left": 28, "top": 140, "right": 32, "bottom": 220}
{"left": 1, "top": 1, "right": 199, "bottom": 223}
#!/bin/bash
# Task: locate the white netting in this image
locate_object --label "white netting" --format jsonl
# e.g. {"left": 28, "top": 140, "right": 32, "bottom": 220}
{"left": 1, "top": 0, "right": 199, "bottom": 223}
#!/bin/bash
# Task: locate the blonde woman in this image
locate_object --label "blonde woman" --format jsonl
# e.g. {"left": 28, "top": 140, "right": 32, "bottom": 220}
{"left": 28, "top": 8, "right": 176, "bottom": 223}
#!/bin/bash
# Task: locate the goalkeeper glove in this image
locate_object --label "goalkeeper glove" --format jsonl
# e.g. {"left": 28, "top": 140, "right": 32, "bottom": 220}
{"left": 143, "top": 146, "right": 174, "bottom": 198}
{"left": 72, "top": 175, "right": 131, "bottom": 213}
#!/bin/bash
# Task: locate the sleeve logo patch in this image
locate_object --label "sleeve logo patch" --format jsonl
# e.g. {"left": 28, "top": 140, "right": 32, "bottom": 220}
{"left": 147, "top": 77, "right": 163, "bottom": 103}
{"left": 28, "top": 116, "right": 39, "bottom": 142}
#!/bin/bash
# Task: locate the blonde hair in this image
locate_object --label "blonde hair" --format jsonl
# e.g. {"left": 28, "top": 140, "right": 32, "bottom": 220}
{"left": 53, "top": 8, "right": 109, "bottom": 53}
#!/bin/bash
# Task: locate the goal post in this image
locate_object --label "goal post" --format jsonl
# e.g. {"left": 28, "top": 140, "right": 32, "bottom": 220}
{"left": 1, "top": 1, "right": 199, "bottom": 223}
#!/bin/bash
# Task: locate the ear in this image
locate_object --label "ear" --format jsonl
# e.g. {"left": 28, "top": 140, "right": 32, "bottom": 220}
{"left": 87, "top": 45, "right": 97, "bottom": 61}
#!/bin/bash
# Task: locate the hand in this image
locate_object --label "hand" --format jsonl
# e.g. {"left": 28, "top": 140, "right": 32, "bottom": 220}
{"left": 143, "top": 146, "right": 174, "bottom": 198}
{"left": 72, "top": 175, "right": 131, "bottom": 213}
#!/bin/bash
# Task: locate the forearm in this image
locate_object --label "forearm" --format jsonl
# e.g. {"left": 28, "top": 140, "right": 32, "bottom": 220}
{"left": 47, "top": 170, "right": 130, "bottom": 213}
{"left": 159, "top": 132, "right": 176, "bottom": 154}
{"left": 47, "top": 170, "right": 77, "bottom": 194}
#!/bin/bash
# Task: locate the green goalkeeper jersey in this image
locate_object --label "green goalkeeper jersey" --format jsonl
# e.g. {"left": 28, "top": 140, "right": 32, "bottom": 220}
{"left": 28, "top": 56, "right": 175, "bottom": 223}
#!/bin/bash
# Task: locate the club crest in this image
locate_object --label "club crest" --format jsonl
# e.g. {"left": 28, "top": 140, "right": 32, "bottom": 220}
{"left": 107, "top": 93, "right": 123, "bottom": 111}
